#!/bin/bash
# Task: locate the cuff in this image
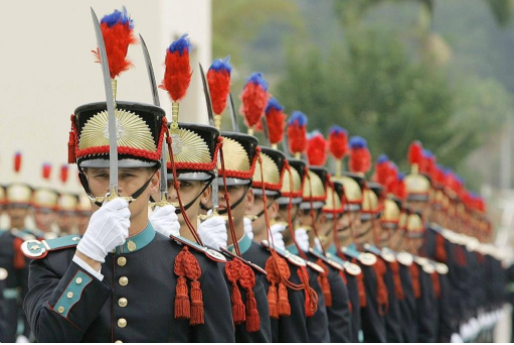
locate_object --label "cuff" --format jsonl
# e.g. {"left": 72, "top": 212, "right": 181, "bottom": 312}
{"left": 72, "top": 255, "right": 104, "bottom": 281}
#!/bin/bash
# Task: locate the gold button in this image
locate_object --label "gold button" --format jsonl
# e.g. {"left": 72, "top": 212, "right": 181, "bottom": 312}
{"left": 115, "top": 341, "right": 123, "bottom": 344}
{"left": 118, "top": 297, "right": 128, "bottom": 308}
{"left": 76, "top": 277, "right": 83, "bottom": 285}
{"left": 117, "top": 257, "right": 127, "bottom": 267}
{"left": 119, "top": 276, "right": 129, "bottom": 286}
{"left": 58, "top": 306, "right": 65, "bottom": 314}
{"left": 117, "top": 318, "right": 127, "bottom": 328}
{"left": 67, "top": 292, "right": 74, "bottom": 299}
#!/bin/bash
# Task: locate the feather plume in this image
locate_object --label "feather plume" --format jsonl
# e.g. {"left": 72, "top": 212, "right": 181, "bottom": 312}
{"left": 93, "top": 7, "right": 136, "bottom": 79}
{"left": 160, "top": 34, "right": 192, "bottom": 102}
{"left": 42, "top": 163, "right": 51, "bottom": 181}
{"left": 264, "top": 98, "right": 286, "bottom": 145}
{"left": 349, "top": 136, "right": 371, "bottom": 174}
{"left": 386, "top": 162, "right": 399, "bottom": 195}
{"left": 287, "top": 111, "right": 308, "bottom": 155}
{"left": 408, "top": 141, "right": 423, "bottom": 167}
{"left": 328, "top": 125, "right": 348, "bottom": 160}
{"left": 307, "top": 132, "right": 327, "bottom": 166}
{"left": 375, "top": 154, "right": 390, "bottom": 186}
{"left": 14, "top": 152, "right": 21, "bottom": 173}
{"left": 207, "top": 56, "right": 231, "bottom": 115}
{"left": 240, "top": 72, "right": 268, "bottom": 128}
{"left": 396, "top": 173, "right": 406, "bottom": 200}
{"left": 60, "top": 165, "right": 69, "bottom": 184}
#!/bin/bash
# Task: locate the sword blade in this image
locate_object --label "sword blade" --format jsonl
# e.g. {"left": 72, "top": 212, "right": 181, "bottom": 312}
{"left": 139, "top": 34, "right": 167, "bottom": 199}
{"left": 282, "top": 133, "right": 292, "bottom": 158}
{"left": 228, "top": 93, "right": 240, "bottom": 133}
{"left": 261, "top": 116, "right": 271, "bottom": 147}
{"left": 91, "top": 8, "right": 118, "bottom": 195}
{"left": 198, "top": 63, "right": 219, "bottom": 212}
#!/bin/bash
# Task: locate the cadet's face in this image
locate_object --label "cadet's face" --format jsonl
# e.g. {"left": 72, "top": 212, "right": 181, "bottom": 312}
{"left": 85, "top": 167, "right": 159, "bottom": 221}
{"left": 7, "top": 205, "right": 29, "bottom": 229}
{"left": 336, "top": 212, "right": 354, "bottom": 246}
{"left": 35, "top": 209, "right": 56, "bottom": 231}
{"left": 407, "top": 200, "right": 431, "bottom": 220}
{"left": 247, "top": 194, "right": 278, "bottom": 238}
{"left": 277, "top": 204, "right": 299, "bottom": 244}
{"left": 165, "top": 180, "right": 210, "bottom": 228}
{"left": 355, "top": 219, "right": 373, "bottom": 245}
{"left": 218, "top": 184, "right": 253, "bottom": 229}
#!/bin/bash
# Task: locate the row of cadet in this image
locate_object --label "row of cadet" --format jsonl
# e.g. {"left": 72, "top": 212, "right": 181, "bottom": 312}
{"left": 2, "top": 7, "right": 508, "bottom": 343}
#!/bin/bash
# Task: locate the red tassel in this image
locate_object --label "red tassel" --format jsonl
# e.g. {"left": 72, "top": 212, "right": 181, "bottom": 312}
{"left": 225, "top": 260, "right": 246, "bottom": 324}
{"left": 267, "top": 283, "right": 279, "bottom": 319}
{"left": 160, "top": 35, "right": 192, "bottom": 102}
{"left": 239, "top": 264, "right": 260, "bottom": 332}
{"left": 316, "top": 259, "right": 332, "bottom": 307}
{"left": 174, "top": 249, "right": 190, "bottom": 319}
{"left": 14, "top": 152, "right": 22, "bottom": 173}
{"left": 435, "top": 233, "right": 447, "bottom": 263}
{"left": 431, "top": 272, "right": 441, "bottom": 299}
{"left": 183, "top": 248, "right": 204, "bottom": 325}
{"left": 298, "top": 266, "right": 318, "bottom": 317}
{"left": 278, "top": 282, "right": 290, "bottom": 316}
{"left": 307, "top": 134, "right": 327, "bottom": 167}
{"left": 265, "top": 256, "right": 291, "bottom": 318}
{"left": 408, "top": 141, "right": 423, "bottom": 167}
{"left": 455, "top": 245, "right": 467, "bottom": 267}
{"left": 373, "top": 259, "right": 389, "bottom": 315}
{"left": 352, "top": 259, "right": 367, "bottom": 307}
{"left": 389, "top": 261, "right": 405, "bottom": 300}
{"left": 68, "top": 131, "right": 76, "bottom": 164}
{"left": 13, "top": 238, "right": 25, "bottom": 270}
{"left": 410, "top": 263, "right": 421, "bottom": 299}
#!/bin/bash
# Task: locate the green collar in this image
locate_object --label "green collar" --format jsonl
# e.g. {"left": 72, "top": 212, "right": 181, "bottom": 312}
{"left": 327, "top": 244, "right": 337, "bottom": 255}
{"left": 115, "top": 223, "right": 156, "bottom": 255}
{"left": 227, "top": 233, "right": 253, "bottom": 255}
{"left": 286, "top": 244, "right": 299, "bottom": 255}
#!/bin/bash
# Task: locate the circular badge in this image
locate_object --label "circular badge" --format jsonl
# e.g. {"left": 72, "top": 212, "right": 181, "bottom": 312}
{"left": 414, "top": 256, "right": 428, "bottom": 266}
{"left": 205, "top": 249, "right": 227, "bottom": 262}
{"left": 344, "top": 262, "right": 362, "bottom": 276}
{"left": 288, "top": 254, "right": 307, "bottom": 267}
{"left": 397, "top": 252, "right": 413, "bottom": 266}
{"left": 435, "top": 263, "right": 449, "bottom": 275}
{"left": 381, "top": 250, "right": 396, "bottom": 263}
{"left": 422, "top": 263, "right": 435, "bottom": 274}
{"left": 466, "top": 238, "right": 479, "bottom": 252}
{"left": 21, "top": 240, "right": 47, "bottom": 259}
{"left": 0, "top": 268, "right": 8, "bottom": 280}
{"left": 359, "top": 253, "right": 377, "bottom": 266}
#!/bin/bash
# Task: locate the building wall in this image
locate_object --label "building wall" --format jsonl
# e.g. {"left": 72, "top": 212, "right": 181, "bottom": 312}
{"left": 0, "top": 0, "right": 211, "bottom": 192}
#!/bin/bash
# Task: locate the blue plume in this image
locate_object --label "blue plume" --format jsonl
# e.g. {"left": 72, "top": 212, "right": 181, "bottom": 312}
{"left": 246, "top": 72, "right": 268, "bottom": 91}
{"left": 349, "top": 136, "right": 367, "bottom": 149}
{"left": 377, "top": 154, "right": 389, "bottom": 164}
{"left": 209, "top": 56, "right": 232, "bottom": 73}
{"left": 329, "top": 125, "right": 347, "bottom": 136}
{"left": 101, "top": 7, "right": 134, "bottom": 29}
{"left": 265, "top": 97, "right": 284, "bottom": 114}
{"left": 398, "top": 172, "right": 406, "bottom": 181}
{"left": 422, "top": 149, "right": 433, "bottom": 158}
{"left": 169, "top": 34, "right": 191, "bottom": 56}
{"left": 288, "top": 111, "right": 307, "bottom": 127}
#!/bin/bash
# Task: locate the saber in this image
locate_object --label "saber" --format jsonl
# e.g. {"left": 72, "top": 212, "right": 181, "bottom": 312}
{"left": 228, "top": 93, "right": 240, "bottom": 133}
{"left": 282, "top": 133, "right": 292, "bottom": 158}
{"left": 261, "top": 115, "right": 271, "bottom": 147}
{"left": 140, "top": 34, "right": 168, "bottom": 206}
{"left": 91, "top": 8, "right": 120, "bottom": 201}
{"left": 198, "top": 63, "right": 220, "bottom": 215}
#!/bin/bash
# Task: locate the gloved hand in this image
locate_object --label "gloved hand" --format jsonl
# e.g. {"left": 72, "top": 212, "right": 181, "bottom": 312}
{"left": 270, "top": 223, "right": 286, "bottom": 250}
{"left": 77, "top": 198, "right": 130, "bottom": 263}
{"left": 16, "top": 335, "right": 29, "bottom": 343}
{"left": 295, "top": 228, "right": 310, "bottom": 252}
{"left": 244, "top": 217, "right": 254, "bottom": 240}
{"left": 450, "top": 333, "right": 463, "bottom": 343}
{"left": 198, "top": 213, "right": 227, "bottom": 250}
{"left": 150, "top": 205, "right": 180, "bottom": 237}
{"left": 314, "top": 237, "right": 323, "bottom": 252}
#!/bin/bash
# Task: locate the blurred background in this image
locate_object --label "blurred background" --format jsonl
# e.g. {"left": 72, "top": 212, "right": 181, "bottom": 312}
{"left": 1, "top": 0, "right": 514, "bottom": 338}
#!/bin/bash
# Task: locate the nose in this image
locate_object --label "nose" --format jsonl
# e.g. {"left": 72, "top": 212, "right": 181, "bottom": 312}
{"left": 167, "top": 186, "right": 178, "bottom": 202}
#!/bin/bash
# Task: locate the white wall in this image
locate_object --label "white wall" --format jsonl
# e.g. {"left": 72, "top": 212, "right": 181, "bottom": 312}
{"left": 0, "top": 0, "right": 211, "bottom": 192}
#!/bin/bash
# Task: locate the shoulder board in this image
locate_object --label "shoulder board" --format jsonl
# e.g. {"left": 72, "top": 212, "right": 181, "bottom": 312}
{"left": 170, "top": 235, "right": 227, "bottom": 263}
{"left": 466, "top": 237, "right": 480, "bottom": 252}
{"left": 44, "top": 232, "right": 59, "bottom": 240}
{"left": 21, "top": 235, "right": 82, "bottom": 259}
{"left": 363, "top": 244, "right": 396, "bottom": 263}
{"left": 308, "top": 248, "right": 344, "bottom": 272}
{"left": 397, "top": 252, "right": 413, "bottom": 266}
{"left": 219, "top": 247, "right": 266, "bottom": 275}
{"left": 435, "top": 262, "right": 449, "bottom": 275}
{"left": 11, "top": 229, "right": 37, "bottom": 241}
{"left": 380, "top": 248, "right": 397, "bottom": 263}
{"left": 306, "top": 260, "right": 325, "bottom": 274}
{"left": 422, "top": 263, "right": 435, "bottom": 274}
{"left": 340, "top": 246, "right": 361, "bottom": 260}
{"left": 323, "top": 252, "right": 362, "bottom": 275}
{"left": 363, "top": 243, "right": 381, "bottom": 256}
{"left": 414, "top": 256, "right": 429, "bottom": 266}
{"left": 260, "top": 240, "right": 307, "bottom": 268}
{"left": 27, "top": 229, "right": 46, "bottom": 239}
{"left": 359, "top": 252, "right": 377, "bottom": 266}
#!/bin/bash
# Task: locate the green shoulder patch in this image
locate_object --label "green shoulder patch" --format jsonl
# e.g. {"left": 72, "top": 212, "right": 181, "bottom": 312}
{"left": 21, "top": 235, "right": 82, "bottom": 259}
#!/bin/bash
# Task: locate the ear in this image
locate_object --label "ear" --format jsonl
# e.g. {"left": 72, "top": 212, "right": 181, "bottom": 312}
{"left": 201, "top": 184, "right": 211, "bottom": 204}
{"left": 149, "top": 169, "right": 161, "bottom": 195}
{"left": 245, "top": 187, "right": 255, "bottom": 212}
{"left": 318, "top": 212, "right": 327, "bottom": 226}
{"left": 268, "top": 199, "right": 279, "bottom": 219}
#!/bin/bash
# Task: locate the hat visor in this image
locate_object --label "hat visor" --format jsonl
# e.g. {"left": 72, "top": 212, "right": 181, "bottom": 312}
{"left": 167, "top": 172, "right": 213, "bottom": 182}
{"left": 299, "top": 201, "right": 324, "bottom": 210}
{"left": 217, "top": 177, "right": 252, "bottom": 187}
{"left": 277, "top": 196, "right": 303, "bottom": 205}
{"left": 80, "top": 158, "right": 157, "bottom": 169}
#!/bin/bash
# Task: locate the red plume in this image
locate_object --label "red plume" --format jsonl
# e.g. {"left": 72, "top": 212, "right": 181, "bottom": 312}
{"left": 287, "top": 112, "right": 308, "bottom": 155}
{"left": 408, "top": 141, "right": 423, "bottom": 166}
{"left": 14, "top": 152, "right": 21, "bottom": 173}
{"left": 328, "top": 126, "right": 348, "bottom": 160}
{"left": 160, "top": 34, "right": 192, "bottom": 102}
{"left": 307, "top": 133, "right": 327, "bottom": 167}
{"left": 375, "top": 157, "right": 390, "bottom": 187}
{"left": 93, "top": 8, "right": 136, "bottom": 79}
{"left": 207, "top": 57, "right": 231, "bottom": 115}
{"left": 264, "top": 98, "right": 286, "bottom": 145}
{"left": 240, "top": 73, "right": 268, "bottom": 128}
{"left": 42, "top": 163, "right": 51, "bottom": 181}
{"left": 349, "top": 137, "right": 371, "bottom": 174}
{"left": 60, "top": 165, "right": 69, "bottom": 184}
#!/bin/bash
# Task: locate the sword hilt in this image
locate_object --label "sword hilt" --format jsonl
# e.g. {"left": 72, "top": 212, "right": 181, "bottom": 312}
{"left": 149, "top": 194, "right": 179, "bottom": 210}
{"left": 170, "top": 102, "right": 179, "bottom": 129}
{"left": 93, "top": 187, "right": 134, "bottom": 205}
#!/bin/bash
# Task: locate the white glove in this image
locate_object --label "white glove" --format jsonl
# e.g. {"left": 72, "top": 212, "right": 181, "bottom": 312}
{"left": 77, "top": 198, "right": 130, "bottom": 263}
{"left": 16, "top": 335, "right": 29, "bottom": 343}
{"left": 271, "top": 223, "right": 286, "bottom": 250}
{"left": 198, "top": 213, "right": 227, "bottom": 250}
{"left": 295, "top": 228, "right": 310, "bottom": 252}
{"left": 150, "top": 205, "right": 180, "bottom": 237}
{"left": 314, "top": 237, "right": 323, "bottom": 252}
{"left": 244, "top": 217, "right": 254, "bottom": 240}
{"left": 450, "top": 333, "right": 463, "bottom": 343}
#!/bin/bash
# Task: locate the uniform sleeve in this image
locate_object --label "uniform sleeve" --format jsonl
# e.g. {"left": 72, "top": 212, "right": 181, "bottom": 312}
{"left": 23, "top": 258, "right": 111, "bottom": 342}
{"left": 360, "top": 266, "right": 387, "bottom": 343}
{"left": 191, "top": 260, "right": 235, "bottom": 343}
{"left": 326, "top": 269, "right": 352, "bottom": 342}
{"left": 384, "top": 269, "right": 404, "bottom": 343}
{"left": 416, "top": 270, "right": 438, "bottom": 343}
{"left": 305, "top": 268, "right": 330, "bottom": 343}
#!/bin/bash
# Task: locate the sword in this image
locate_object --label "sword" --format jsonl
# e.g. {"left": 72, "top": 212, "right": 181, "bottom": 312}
{"left": 198, "top": 63, "right": 220, "bottom": 216}
{"left": 261, "top": 115, "right": 271, "bottom": 147}
{"left": 228, "top": 93, "right": 240, "bottom": 133}
{"left": 139, "top": 34, "right": 169, "bottom": 207}
{"left": 282, "top": 133, "right": 292, "bottom": 158}
{"left": 91, "top": 8, "right": 123, "bottom": 202}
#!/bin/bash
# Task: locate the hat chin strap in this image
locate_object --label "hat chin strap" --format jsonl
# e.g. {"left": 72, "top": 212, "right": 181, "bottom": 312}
{"left": 172, "top": 180, "right": 212, "bottom": 215}
{"left": 217, "top": 185, "right": 250, "bottom": 215}
{"left": 79, "top": 170, "right": 157, "bottom": 207}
